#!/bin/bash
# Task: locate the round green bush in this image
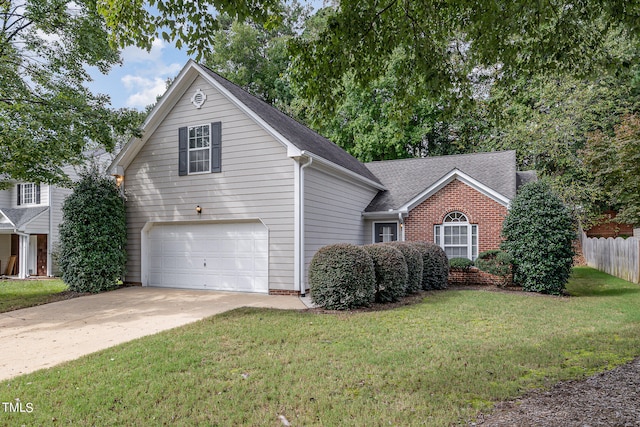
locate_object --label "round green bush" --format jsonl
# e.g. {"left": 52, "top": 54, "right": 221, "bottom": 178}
{"left": 363, "top": 244, "right": 408, "bottom": 303}
{"left": 475, "top": 250, "right": 512, "bottom": 277}
{"left": 501, "top": 181, "right": 576, "bottom": 295}
{"left": 309, "top": 243, "right": 376, "bottom": 310}
{"left": 58, "top": 172, "right": 127, "bottom": 293}
{"left": 410, "top": 241, "right": 449, "bottom": 290}
{"left": 384, "top": 242, "right": 423, "bottom": 293}
{"left": 449, "top": 257, "right": 474, "bottom": 271}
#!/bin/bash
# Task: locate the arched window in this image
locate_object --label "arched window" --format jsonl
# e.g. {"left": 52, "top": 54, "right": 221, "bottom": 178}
{"left": 434, "top": 212, "right": 478, "bottom": 260}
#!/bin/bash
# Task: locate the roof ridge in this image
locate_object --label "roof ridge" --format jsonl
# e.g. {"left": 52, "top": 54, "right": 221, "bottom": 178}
{"left": 365, "top": 150, "right": 516, "bottom": 166}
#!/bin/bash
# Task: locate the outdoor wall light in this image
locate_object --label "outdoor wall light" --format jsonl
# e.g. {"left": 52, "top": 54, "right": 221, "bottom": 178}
{"left": 114, "top": 174, "right": 124, "bottom": 187}
{"left": 196, "top": 205, "right": 202, "bottom": 214}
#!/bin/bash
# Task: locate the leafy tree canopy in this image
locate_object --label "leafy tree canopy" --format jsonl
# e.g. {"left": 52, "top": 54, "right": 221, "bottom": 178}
{"left": 203, "top": 1, "right": 309, "bottom": 110}
{"left": 290, "top": 0, "right": 640, "bottom": 113}
{"left": 97, "top": 0, "right": 284, "bottom": 58}
{"left": 583, "top": 114, "right": 640, "bottom": 226}
{"left": 0, "top": 0, "right": 143, "bottom": 187}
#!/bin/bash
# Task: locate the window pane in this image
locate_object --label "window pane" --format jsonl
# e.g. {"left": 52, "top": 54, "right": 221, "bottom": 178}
{"left": 444, "top": 212, "right": 468, "bottom": 223}
{"left": 23, "top": 184, "right": 33, "bottom": 204}
{"left": 188, "top": 125, "right": 211, "bottom": 173}
{"left": 375, "top": 223, "right": 397, "bottom": 243}
{"left": 189, "top": 149, "right": 210, "bottom": 173}
{"left": 445, "top": 247, "right": 468, "bottom": 258}
{"left": 459, "top": 226, "right": 468, "bottom": 244}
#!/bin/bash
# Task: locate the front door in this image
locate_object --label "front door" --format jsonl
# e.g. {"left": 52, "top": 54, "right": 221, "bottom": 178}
{"left": 374, "top": 223, "right": 398, "bottom": 243}
{"left": 36, "top": 234, "right": 47, "bottom": 276}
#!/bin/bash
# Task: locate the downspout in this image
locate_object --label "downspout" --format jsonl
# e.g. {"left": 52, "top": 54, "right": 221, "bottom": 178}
{"left": 398, "top": 212, "right": 405, "bottom": 241}
{"left": 299, "top": 153, "right": 313, "bottom": 297}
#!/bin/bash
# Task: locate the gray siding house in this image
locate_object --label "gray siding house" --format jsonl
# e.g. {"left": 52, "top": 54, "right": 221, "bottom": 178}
{"left": 110, "top": 61, "right": 532, "bottom": 295}
{"left": 110, "top": 61, "right": 384, "bottom": 295}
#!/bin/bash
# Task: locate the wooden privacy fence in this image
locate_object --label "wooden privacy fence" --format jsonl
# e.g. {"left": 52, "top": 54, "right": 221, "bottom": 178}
{"left": 581, "top": 233, "right": 640, "bottom": 284}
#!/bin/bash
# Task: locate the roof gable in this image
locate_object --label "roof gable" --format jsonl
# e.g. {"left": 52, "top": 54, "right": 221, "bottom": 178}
{"left": 365, "top": 151, "right": 519, "bottom": 212}
{"left": 111, "top": 60, "right": 382, "bottom": 188}
{"left": 0, "top": 207, "right": 48, "bottom": 229}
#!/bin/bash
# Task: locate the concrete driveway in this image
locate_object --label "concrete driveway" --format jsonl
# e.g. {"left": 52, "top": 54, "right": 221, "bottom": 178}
{"left": 0, "top": 287, "right": 306, "bottom": 381}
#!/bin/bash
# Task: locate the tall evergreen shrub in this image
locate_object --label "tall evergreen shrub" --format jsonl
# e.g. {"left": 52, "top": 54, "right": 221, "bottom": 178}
{"left": 58, "top": 172, "right": 127, "bottom": 293}
{"left": 501, "top": 181, "right": 576, "bottom": 295}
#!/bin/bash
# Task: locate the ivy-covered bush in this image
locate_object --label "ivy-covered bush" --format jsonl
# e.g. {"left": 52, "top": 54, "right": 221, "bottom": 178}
{"left": 449, "top": 257, "right": 474, "bottom": 271}
{"left": 501, "top": 181, "right": 576, "bottom": 295}
{"left": 363, "top": 244, "right": 408, "bottom": 303}
{"left": 309, "top": 243, "right": 376, "bottom": 310}
{"left": 58, "top": 172, "right": 127, "bottom": 293}
{"left": 410, "top": 241, "right": 449, "bottom": 290}
{"left": 384, "top": 242, "right": 423, "bottom": 293}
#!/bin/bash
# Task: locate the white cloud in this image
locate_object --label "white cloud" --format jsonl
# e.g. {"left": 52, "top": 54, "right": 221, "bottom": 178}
{"left": 119, "top": 38, "right": 184, "bottom": 109}
{"left": 122, "top": 76, "right": 168, "bottom": 109}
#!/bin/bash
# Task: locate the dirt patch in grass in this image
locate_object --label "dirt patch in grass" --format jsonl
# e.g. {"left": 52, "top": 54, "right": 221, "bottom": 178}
{"left": 471, "top": 356, "right": 640, "bottom": 426}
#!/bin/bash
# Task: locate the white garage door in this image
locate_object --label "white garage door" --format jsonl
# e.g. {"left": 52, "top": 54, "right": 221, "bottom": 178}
{"left": 147, "top": 222, "right": 268, "bottom": 293}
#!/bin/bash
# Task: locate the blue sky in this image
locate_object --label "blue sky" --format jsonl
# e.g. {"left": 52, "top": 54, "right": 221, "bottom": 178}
{"left": 88, "top": 1, "right": 326, "bottom": 111}
{"left": 87, "top": 39, "right": 189, "bottom": 111}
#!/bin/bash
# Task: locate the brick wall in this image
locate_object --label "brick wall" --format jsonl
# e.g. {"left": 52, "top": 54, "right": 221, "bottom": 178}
{"left": 404, "top": 179, "right": 508, "bottom": 253}
{"left": 585, "top": 210, "right": 634, "bottom": 238}
{"left": 448, "top": 267, "right": 513, "bottom": 287}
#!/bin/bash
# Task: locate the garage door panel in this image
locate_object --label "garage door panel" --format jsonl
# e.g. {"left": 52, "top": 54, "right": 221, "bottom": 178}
{"left": 148, "top": 222, "right": 268, "bottom": 293}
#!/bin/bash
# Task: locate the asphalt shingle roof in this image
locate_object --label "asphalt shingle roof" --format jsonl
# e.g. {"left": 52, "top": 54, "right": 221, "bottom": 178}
{"left": 364, "top": 151, "right": 526, "bottom": 212}
{"left": 0, "top": 207, "right": 48, "bottom": 229}
{"left": 199, "top": 65, "right": 381, "bottom": 186}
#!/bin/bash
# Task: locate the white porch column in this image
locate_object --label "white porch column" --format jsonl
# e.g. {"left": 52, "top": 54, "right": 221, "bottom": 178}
{"left": 18, "top": 234, "right": 29, "bottom": 278}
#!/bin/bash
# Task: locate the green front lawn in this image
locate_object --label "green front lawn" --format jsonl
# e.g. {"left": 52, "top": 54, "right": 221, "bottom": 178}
{"left": 0, "top": 279, "right": 68, "bottom": 313}
{"left": 2, "top": 267, "right": 639, "bottom": 426}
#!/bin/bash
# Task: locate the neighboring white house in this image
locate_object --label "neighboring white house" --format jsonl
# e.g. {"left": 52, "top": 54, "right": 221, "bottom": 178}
{"left": 0, "top": 153, "right": 113, "bottom": 279}
{"left": 0, "top": 182, "right": 68, "bottom": 278}
{"left": 109, "top": 61, "right": 534, "bottom": 296}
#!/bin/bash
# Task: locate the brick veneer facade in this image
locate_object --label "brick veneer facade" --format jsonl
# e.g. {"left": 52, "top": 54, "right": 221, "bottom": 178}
{"left": 404, "top": 179, "right": 508, "bottom": 253}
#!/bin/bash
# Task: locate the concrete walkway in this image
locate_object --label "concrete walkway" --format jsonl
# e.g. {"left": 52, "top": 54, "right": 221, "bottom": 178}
{"left": 0, "top": 287, "right": 306, "bottom": 381}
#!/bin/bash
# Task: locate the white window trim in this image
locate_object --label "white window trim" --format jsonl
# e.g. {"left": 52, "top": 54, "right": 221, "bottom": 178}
{"left": 372, "top": 221, "right": 400, "bottom": 243}
{"left": 188, "top": 123, "right": 211, "bottom": 174}
{"left": 434, "top": 212, "right": 478, "bottom": 261}
{"left": 19, "top": 183, "right": 40, "bottom": 206}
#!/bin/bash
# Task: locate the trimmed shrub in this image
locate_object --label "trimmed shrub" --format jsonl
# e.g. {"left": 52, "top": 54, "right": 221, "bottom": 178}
{"left": 475, "top": 250, "right": 512, "bottom": 276}
{"left": 501, "top": 181, "right": 577, "bottom": 295}
{"left": 384, "top": 242, "right": 423, "bottom": 293}
{"left": 309, "top": 243, "right": 376, "bottom": 310}
{"left": 449, "top": 257, "right": 474, "bottom": 271}
{"left": 363, "top": 244, "right": 408, "bottom": 303}
{"left": 58, "top": 172, "right": 127, "bottom": 293}
{"left": 410, "top": 241, "right": 449, "bottom": 290}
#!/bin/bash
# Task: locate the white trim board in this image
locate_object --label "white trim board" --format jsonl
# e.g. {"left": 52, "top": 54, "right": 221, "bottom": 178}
{"left": 399, "top": 169, "right": 511, "bottom": 211}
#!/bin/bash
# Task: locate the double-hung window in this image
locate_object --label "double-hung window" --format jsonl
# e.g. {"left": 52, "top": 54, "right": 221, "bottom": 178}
{"left": 434, "top": 212, "right": 478, "bottom": 260}
{"left": 17, "top": 183, "right": 41, "bottom": 206}
{"left": 178, "top": 122, "right": 222, "bottom": 176}
{"left": 188, "top": 124, "right": 211, "bottom": 173}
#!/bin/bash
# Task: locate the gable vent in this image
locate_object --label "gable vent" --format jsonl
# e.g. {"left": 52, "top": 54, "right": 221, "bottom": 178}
{"left": 191, "top": 89, "right": 207, "bottom": 109}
